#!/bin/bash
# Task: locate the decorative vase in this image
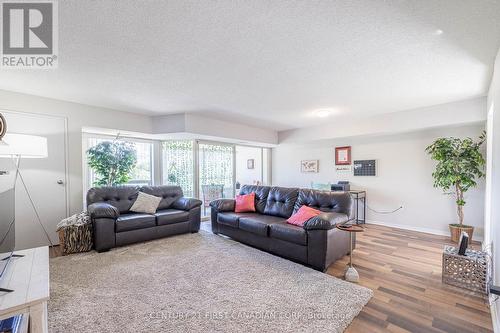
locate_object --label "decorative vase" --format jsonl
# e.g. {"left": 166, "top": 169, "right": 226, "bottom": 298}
{"left": 449, "top": 224, "right": 474, "bottom": 244}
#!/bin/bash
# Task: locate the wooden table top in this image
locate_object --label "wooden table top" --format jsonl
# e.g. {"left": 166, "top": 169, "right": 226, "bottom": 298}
{"left": 0, "top": 247, "right": 49, "bottom": 319}
{"left": 336, "top": 224, "right": 365, "bottom": 232}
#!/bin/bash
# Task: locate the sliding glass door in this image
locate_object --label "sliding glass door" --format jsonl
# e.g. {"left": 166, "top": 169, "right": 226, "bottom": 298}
{"left": 161, "top": 140, "right": 270, "bottom": 219}
{"left": 198, "top": 142, "right": 235, "bottom": 217}
{"left": 162, "top": 140, "right": 195, "bottom": 197}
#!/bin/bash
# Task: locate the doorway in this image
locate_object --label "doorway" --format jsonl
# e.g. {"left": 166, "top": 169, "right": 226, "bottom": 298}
{"left": 197, "top": 142, "right": 235, "bottom": 218}
{"left": 0, "top": 111, "right": 68, "bottom": 248}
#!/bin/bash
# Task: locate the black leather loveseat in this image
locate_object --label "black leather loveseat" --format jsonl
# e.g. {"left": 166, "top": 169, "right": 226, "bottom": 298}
{"left": 87, "top": 185, "right": 202, "bottom": 252}
{"left": 210, "top": 185, "right": 354, "bottom": 271}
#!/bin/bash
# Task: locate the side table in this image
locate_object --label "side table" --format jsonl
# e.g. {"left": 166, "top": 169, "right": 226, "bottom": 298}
{"left": 349, "top": 190, "right": 366, "bottom": 224}
{"left": 336, "top": 224, "right": 364, "bottom": 283}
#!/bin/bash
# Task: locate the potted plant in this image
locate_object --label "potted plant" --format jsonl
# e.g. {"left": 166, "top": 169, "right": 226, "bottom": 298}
{"left": 87, "top": 140, "right": 137, "bottom": 186}
{"left": 425, "top": 131, "right": 486, "bottom": 242}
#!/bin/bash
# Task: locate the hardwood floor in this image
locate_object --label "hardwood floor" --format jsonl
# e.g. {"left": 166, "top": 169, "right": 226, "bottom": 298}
{"left": 328, "top": 224, "right": 493, "bottom": 333}
{"left": 51, "top": 222, "right": 493, "bottom": 332}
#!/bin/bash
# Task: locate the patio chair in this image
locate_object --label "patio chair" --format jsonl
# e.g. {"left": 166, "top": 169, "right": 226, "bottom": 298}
{"left": 201, "top": 184, "right": 224, "bottom": 215}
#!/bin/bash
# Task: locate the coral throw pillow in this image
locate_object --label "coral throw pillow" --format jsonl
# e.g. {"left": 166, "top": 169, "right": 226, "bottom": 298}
{"left": 287, "top": 205, "right": 321, "bottom": 227}
{"left": 235, "top": 192, "right": 256, "bottom": 213}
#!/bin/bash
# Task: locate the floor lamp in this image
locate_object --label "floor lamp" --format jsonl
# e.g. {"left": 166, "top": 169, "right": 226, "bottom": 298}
{"left": 0, "top": 133, "right": 53, "bottom": 247}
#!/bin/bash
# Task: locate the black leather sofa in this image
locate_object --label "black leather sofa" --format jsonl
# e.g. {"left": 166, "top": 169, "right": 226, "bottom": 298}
{"left": 210, "top": 185, "right": 354, "bottom": 271}
{"left": 87, "top": 185, "right": 202, "bottom": 252}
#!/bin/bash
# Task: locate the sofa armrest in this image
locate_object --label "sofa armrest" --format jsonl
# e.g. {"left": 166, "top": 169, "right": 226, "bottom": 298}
{"left": 209, "top": 199, "right": 235, "bottom": 212}
{"left": 88, "top": 203, "right": 119, "bottom": 219}
{"left": 303, "top": 212, "right": 350, "bottom": 230}
{"left": 93, "top": 217, "right": 116, "bottom": 252}
{"left": 172, "top": 197, "right": 202, "bottom": 211}
{"left": 307, "top": 227, "right": 351, "bottom": 271}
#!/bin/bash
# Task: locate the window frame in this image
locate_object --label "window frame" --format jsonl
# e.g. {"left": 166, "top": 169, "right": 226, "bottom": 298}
{"left": 82, "top": 133, "right": 155, "bottom": 194}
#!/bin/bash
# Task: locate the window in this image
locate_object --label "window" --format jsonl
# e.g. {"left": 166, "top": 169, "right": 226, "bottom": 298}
{"left": 162, "top": 140, "right": 194, "bottom": 197}
{"left": 84, "top": 135, "right": 153, "bottom": 191}
{"left": 128, "top": 141, "right": 153, "bottom": 185}
{"left": 82, "top": 134, "right": 272, "bottom": 211}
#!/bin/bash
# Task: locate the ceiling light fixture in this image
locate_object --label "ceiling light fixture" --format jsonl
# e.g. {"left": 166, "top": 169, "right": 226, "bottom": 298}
{"left": 314, "top": 108, "right": 334, "bottom": 118}
{"left": 433, "top": 29, "right": 444, "bottom": 35}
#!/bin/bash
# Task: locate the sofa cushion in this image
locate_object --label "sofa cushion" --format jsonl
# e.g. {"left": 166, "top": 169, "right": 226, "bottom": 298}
{"left": 293, "top": 189, "right": 352, "bottom": 216}
{"left": 235, "top": 193, "right": 256, "bottom": 213}
{"left": 140, "top": 185, "right": 183, "bottom": 210}
{"left": 155, "top": 209, "right": 190, "bottom": 226}
{"left": 239, "top": 215, "right": 286, "bottom": 236}
{"left": 269, "top": 223, "right": 307, "bottom": 245}
{"left": 217, "top": 212, "right": 258, "bottom": 228}
{"left": 130, "top": 192, "right": 162, "bottom": 214}
{"left": 87, "top": 186, "right": 139, "bottom": 214}
{"left": 116, "top": 213, "right": 156, "bottom": 232}
{"left": 239, "top": 185, "right": 271, "bottom": 214}
{"left": 263, "top": 187, "right": 299, "bottom": 218}
{"left": 287, "top": 205, "right": 321, "bottom": 227}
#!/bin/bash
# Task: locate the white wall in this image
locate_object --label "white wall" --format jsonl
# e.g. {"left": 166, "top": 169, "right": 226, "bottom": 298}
{"left": 273, "top": 124, "right": 486, "bottom": 239}
{"left": 0, "top": 89, "right": 153, "bottom": 215}
{"left": 236, "top": 146, "right": 263, "bottom": 186}
{"left": 486, "top": 48, "right": 500, "bottom": 332}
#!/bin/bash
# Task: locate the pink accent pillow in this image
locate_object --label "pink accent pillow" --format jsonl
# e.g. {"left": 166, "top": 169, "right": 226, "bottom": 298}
{"left": 287, "top": 205, "right": 321, "bottom": 227}
{"left": 235, "top": 192, "right": 256, "bottom": 213}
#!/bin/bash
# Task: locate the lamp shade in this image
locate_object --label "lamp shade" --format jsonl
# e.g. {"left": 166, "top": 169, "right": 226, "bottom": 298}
{"left": 0, "top": 133, "right": 48, "bottom": 158}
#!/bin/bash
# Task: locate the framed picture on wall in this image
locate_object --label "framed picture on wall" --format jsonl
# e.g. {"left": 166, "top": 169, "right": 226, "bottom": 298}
{"left": 335, "top": 146, "right": 351, "bottom": 165}
{"left": 301, "top": 160, "right": 319, "bottom": 173}
{"left": 247, "top": 159, "right": 255, "bottom": 169}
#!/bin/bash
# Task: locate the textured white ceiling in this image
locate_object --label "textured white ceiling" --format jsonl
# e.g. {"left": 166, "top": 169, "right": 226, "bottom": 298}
{"left": 0, "top": 0, "right": 499, "bottom": 130}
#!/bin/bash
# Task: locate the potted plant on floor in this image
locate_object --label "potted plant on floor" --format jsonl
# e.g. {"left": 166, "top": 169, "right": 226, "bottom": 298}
{"left": 425, "top": 131, "right": 486, "bottom": 242}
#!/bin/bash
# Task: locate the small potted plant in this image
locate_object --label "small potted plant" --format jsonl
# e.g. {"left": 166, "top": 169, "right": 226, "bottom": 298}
{"left": 425, "top": 131, "right": 486, "bottom": 242}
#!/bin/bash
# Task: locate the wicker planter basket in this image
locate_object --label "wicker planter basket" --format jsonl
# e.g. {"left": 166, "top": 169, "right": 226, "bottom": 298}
{"left": 442, "top": 245, "right": 488, "bottom": 294}
{"left": 449, "top": 224, "right": 474, "bottom": 244}
{"left": 58, "top": 222, "right": 93, "bottom": 255}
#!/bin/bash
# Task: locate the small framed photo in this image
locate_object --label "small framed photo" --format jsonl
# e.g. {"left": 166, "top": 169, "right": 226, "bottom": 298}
{"left": 247, "top": 159, "right": 255, "bottom": 169}
{"left": 301, "top": 160, "right": 319, "bottom": 173}
{"left": 335, "top": 146, "right": 351, "bottom": 165}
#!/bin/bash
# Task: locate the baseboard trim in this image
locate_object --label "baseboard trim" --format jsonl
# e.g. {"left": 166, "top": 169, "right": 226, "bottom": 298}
{"left": 490, "top": 295, "right": 500, "bottom": 333}
{"left": 365, "top": 219, "right": 483, "bottom": 242}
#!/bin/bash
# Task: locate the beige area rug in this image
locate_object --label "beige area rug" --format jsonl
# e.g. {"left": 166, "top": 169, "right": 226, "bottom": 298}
{"left": 49, "top": 230, "right": 372, "bottom": 333}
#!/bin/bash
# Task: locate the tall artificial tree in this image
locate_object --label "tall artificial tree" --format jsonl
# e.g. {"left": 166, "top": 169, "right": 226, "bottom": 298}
{"left": 425, "top": 131, "right": 486, "bottom": 226}
{"left": 87, "top": 140, "right": 137, "bottom": 186}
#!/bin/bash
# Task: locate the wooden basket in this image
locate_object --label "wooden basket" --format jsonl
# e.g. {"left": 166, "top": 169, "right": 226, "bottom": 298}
{"left": 449, "top": 225, "right": 474, "bottom": 244}
{"left": 58, "top": 223, "right": 93, "bottom": 255}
